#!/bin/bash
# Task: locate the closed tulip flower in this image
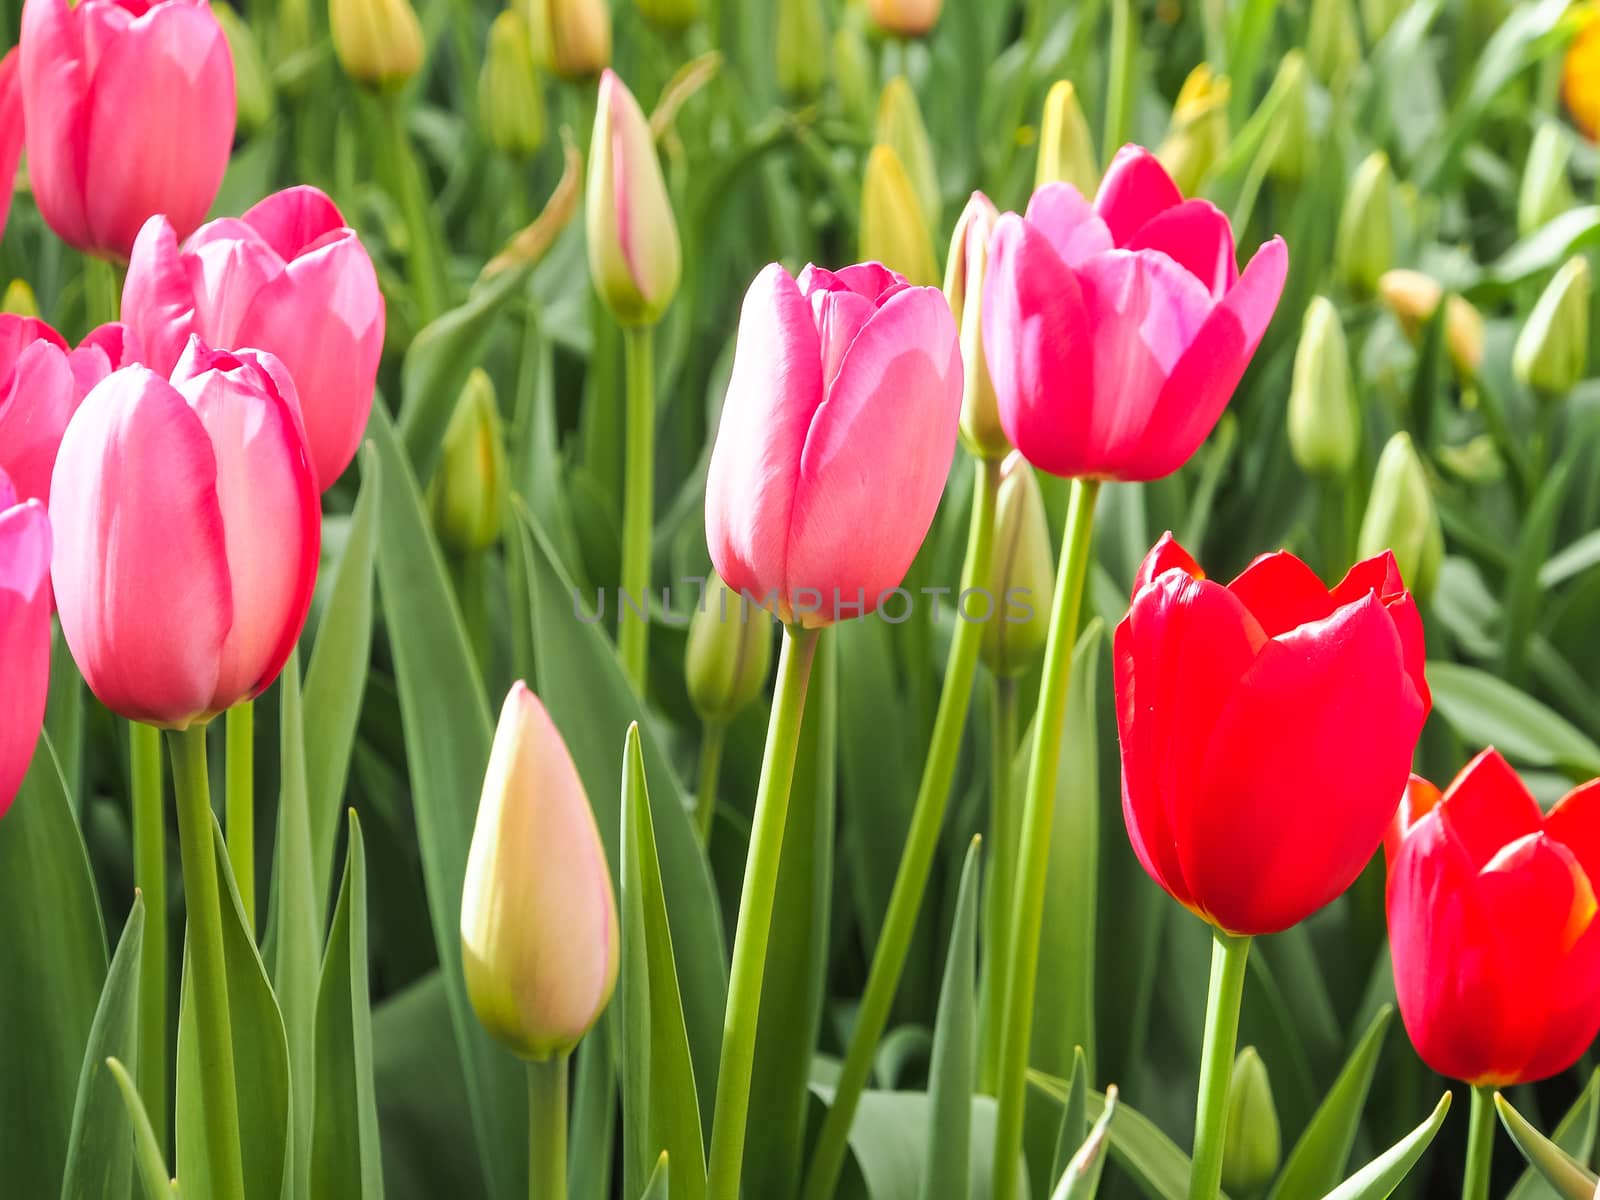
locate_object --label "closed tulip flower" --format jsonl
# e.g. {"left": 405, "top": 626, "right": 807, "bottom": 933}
{"left": 1116, "top": 534, "right": 1430, "bottom": 935}
{"left": 19, "top": 0, "right": 236, "bottom": 261}
{"left": 1387, "top": 749, "right": 1600, "bottom": 1085}
{"left": 462, "top": 683, "right": 619, "bottom": 1060}
{"left": 50, "top": 339, "right": 319, "bottom": 729}
{"left": 0, "top": 50, "right": 21, "bottom": 245}
{"left": 944, "top": 191, "right": 1008, "bottom": 460}
{"left": 706, "top": 261, "right": 962, "bottom": 627}
{"left": 868, "top": 0, "right": 941, "bottom": 38}
{"left": 983, "top": 145, "right": 1287, "bottom": 482}
{"left": 0, "top": 472, "right": 52, "bottom": 812}
{"left": 526, "top": 0, "right": 611, "bottom": 80}
{"left": 1565, "top": 8, "right": 1599, "bottom": 142}
{"left": 121, "top": 186, "right": 385, "bottom": 490}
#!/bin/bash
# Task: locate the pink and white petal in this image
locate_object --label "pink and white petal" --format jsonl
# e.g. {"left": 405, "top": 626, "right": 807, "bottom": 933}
{"left": 1123, "top": 199, "right": 1238, "bottom": 299}
{"left": 69, "top": 321, "right": 144, "bottom": 397}
{"left": 1023, "top": 183, "right": 1114, "bottom": 268}
{"left": 185, "top": 225, "right": 285, "bottom": 350}
{"left": 19, "top": 0, "right": 92, "bottom": 249}
{"left": 808, "top": 288, "right": 878, "bottom": 392}
{"left": 242, "top": 185, "right": 348, "bottom": 260}
{"left": 1094, "top": 145, "right": 1185, "bottom": 246}
{"left": 121, "top": 215, "right": 199, "bottom": 375}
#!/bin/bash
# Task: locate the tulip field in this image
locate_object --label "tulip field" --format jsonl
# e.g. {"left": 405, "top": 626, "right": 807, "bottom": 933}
{"left": 8, "top": 0, "right": 1600, "bottom": 1197}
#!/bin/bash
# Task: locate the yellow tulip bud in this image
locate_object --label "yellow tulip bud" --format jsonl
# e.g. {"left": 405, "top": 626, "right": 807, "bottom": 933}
{"left": 1564, "top": 8, "right": 1600, "bottom": 142}
{"left": 944, "top": 191, "right": 1008, "bottom": 461}
{"left": 1334, "top": 152, "right": 1395, "bottom": 297}
{"left": 429, "top": 369, "right": 510, "bottom": 556}
{"left": 586, "top": 70, "right": 682, "bottom": 326}
{"left": 480, "top": 10, "right": 547, "bottom": 159}
{"left": 1156, "top": 65, "right": 1231, "bottom": 195}
{"left": 1513, "top": 257, "right": 1591, "bottom": 399}
{"left": 868, "top": 0, "right": 942, "bottom": 38}
{"left": 982, "top": 454, "right": 1055, "bottom": 679}
{"left": 1221, "top": 1048, "right": 1282, "bottom": 1199}
{"left": 2, "top": 279, "right": 39, "bottom": 318}
{"left": 1359, "top": 432, "right": 1443, "bottom": 602}
{"left": 686, "top": 574, "right": 774, "bottom": 725}
{"left": 214, "top": 3, "right": 275, "bottom": 135}
{"left": 1035, "top": 80, "right": 1098, "bottom": 196}
{"left": 1378, "top": 269, "right": 1484, "bottom": 377}
{"left": 330, "top": 0, "right": 424, "bottom": 91}
{"left": 462, "top": 683, "right": 619, "bottom": 1061}
{"left": 860, "top": 144, "right": 940, "bottom": 286}
{"left": 875, "top": 77, "right": 940, "bottom": 231}
{"left": 523, "top": 0, "right": 611, "bottom": 80}
{"left": 1288, "top": 297, "right": 1360, "bottom": 479}
{"left": 777, "top": 0, "right": 827, "bottom": 101}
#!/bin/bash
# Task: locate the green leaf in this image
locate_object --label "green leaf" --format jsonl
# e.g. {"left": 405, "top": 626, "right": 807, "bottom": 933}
{"left": 369, "top": 403, "right": 526, "bottom": 1200}
{"left": 1052, "top": 1087, "right": 1116, "bottom": 1200}
{"left": 105, "top": 1057, "right": 176, "bottom": 1200}
{"left": 1051, "top": 1048, "right": 1091, "bottom": 1186}
{"left": 0, "top": 735, "right": 107, "bottom": 1198}
{"left": 60, "top": 895, "right": 145, "bottom": 1199}
{"left": 1541, "top": 530, "right": 1600, "bottom": 590}
{"left": 619, "top": 724, "right": 707, "bottom": 1200}
{"left": 920, "top": 836, "right": 982, "bottom": 1200}
{"left": 1265, "top": 1006, "right": 1395, "bottom": 1200}
{"left": 305, "top": 443, "right": 382, "bottom": 899}
{"left": 311, "top": 810, "right": 384, "bottom": 1199}
{"left": 642, "top": 1151, "right": 671, "bottom": 1200}
{"left": 271, "top": 653, "right": 320, "bottom": 1198}
{"left": 812, "top": 1087, "right": 1008, "bottom": 1199}
{"left": 1480, "top": 207, "right": 1600, "bottom": 290}
{"left": 1428, "top": 661, "right": 1600, "bottom": 777}
{"left": 1497, "top": 1092, "right": 1600, "bottom": 1199}
{"left": 1321, "top": 1092, "right": 1453, "bottom": 1200}
{"left": 1509, "top": 1070, "right": 1600, "bottom": 1200}
{"left": 1504, "top": 458, "right": 1576, "bottom": 681}
{"left": 175, "top": 815, "right": 291, "bottom": 1200}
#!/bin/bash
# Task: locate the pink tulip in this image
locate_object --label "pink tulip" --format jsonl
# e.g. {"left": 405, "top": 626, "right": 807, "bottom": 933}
{"left": 982, "top": 144, "right": 1288, "bottom": 481}
{"left": 705, "top": 261, "right": 962, "bottom": 627}
{"left": 18, "top": 0, "right": 235, "bottom": 261}
{"left": 50, "top": 337, "right": 319, "bottom": 729}
{"left": 0, "top": 469, "right": 52, "bottom": 813}
{"left": 0, "top": 49, "right": 22, "bottom": 244}
{"left": 122, "top": 186, "right": 386, "bottom": 490}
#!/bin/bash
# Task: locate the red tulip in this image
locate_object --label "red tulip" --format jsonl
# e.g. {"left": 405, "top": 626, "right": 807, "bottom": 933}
{"left": 1115, "top": 534, "right": 1430, "bottom": 935}
{"left": 49, "top": 337, "right": 319, "bottom": 728}
{"left": 1387, "top": 749, "right": 1600, "bottom": 1086}
{"left": 982, "top": 145, "right": 1288, "bottom": 481}
{"left": 704, "top": 261, "right": 962, "bottom": 627}
{"left": 122, "top": 186, "right": 386, "bottom": 490}
{"left": 19, "top": 0, "right": 235, "bottom": 261}
{"left": 0, "top": 470, "right": 52, "bottom": 813}
{"left": 0, "top": 49, "right": 22, "bottom": 244}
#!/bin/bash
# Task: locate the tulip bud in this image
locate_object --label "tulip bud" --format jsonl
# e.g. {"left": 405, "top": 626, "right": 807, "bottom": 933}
{"left": 1156, "top": 64, "right": 1231, "bottom": 196}
{"left": 429, "top": 369, "right": 510, "bottom": 556}
{"left": 868, "top": 0, "right": 942, "bottom": 38}
{"left": 1265, "top": 53, "right": 1313, "bottom": 183}
{"left": 777, "top": 0, "right": 827, "bottom": 101}
{"left": 524, "top": 0, "right": 612, "bottom": 80}
{"left": 462, "top": 683, "right": 619, "bottom": 1060}
{"left": 860, "top": 145, "right": 940, "bottom": 287}
{"left": 1288, "top": 297, "right": 1359, "bottom": 479}
{"left": 1514, "top": 258, "right": 1591, "bottom": 399}
{"left": 944, "top": 192, "right": 1008, "bottom": 461}
{"left": 214, "top": 3, "right": 275, "bottom": 136}
{"left": 1334, "top": 152, "right": 1395, "bottom": 297}
{"left": 832, "top": 24, "right": 874, "bottom": 126}
{"left": 480, "top": 10, "right": 547, "bottom": 159}
{"left": 1519, "top": 124, "right": 1576, "bottom": 237}
{"left": 1358, "top": 432, "right": 1442, "bottom": 602}
{"left": 875, "top": 78, "right": 941, "bottom": 231}
{"left": 587, "top": 70, "right": 682, "bottom": 326}
{"left": 636, "top": 0, "right": 701, "bottom": 32}
{"left": 982, "top": 454, "right": 1055, "bottom": 679}
{"left": 1378, "top": 269, "right": 1484, "bottom": 377}
{"left": 686, "top": 574, "right": 774, "bottom": 725}
{"left": 1221, "top": 1048, "right": 1282, "bottom": 1198}
{"left": 2, "top": 280, "right": 38, "bottom": 318}
{"left": 331, "top": 0, "right": 425, "bottom": 91}
{"left": 1035, "top": 80, "right": 1098, "bottom": 196}
{"left": 1563, "top": 9, "right": 1600, "bottom": 143}
{"left": 1306, "top": 0, "right": 1361, "bottom": 91}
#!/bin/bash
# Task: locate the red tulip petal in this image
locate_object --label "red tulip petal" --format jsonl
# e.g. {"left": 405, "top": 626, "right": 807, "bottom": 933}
{"left": 1123, "top": 199, "right": 1238, "bottom": 299}
{"left": 1519, "top": 918, "right": 1600, "bottom": 1083}
{"left": 1438, "top": 747, "right": 1544, "bottom": 871}
{"left": 1023, "top": 183, "right": 1113, "bottom": 269}
{"left": 1130, "top": 531, "right": 1203, "bottom": 599}
{"left": 1386, "top": 774, "right": 1443, "bottom": 864}
{"left": 1545, "top": 778, "right": 1600, "bottom": 890}
{"left": 1094, "top": 145, "right": 1185, "bottom": 246}
{"left": 1225, "top": 550, "right": 1335, "bottom": 637}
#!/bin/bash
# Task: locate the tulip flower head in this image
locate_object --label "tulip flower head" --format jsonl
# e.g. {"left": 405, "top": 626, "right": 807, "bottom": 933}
{"left": 1564, "top": 8, "right": 1600, "bottom": 142}
{"left": 480, "top": 9, "right": 547, "bottom": 160}
{"left": 0, "top": 316, "right": 75, "bottom": 510}
{"left": 983, "top": 146, "right": 1287, "bottom": 482}
{"left": 524, "top": 0, "right": 611, "bottom": 81}
{"left": 50, "top": 338, "right": 320, "bottom": 729}
{"left": 462, "top": 683, "right": 619, "bottom": 1060}
{"left": 19, "top": 0, "right": 236, "bottom": 261}
{"left": 1116, "top": 534, "right": 1430, "bottom": 935}
{"left": 1035, "top": 79, "right": 1098, "bottom": 196}
{"left": 0, "top": 471, "right": 52, "bottom": 813}
{"left": 944, "top": 191, "right": 1008, "bottom": 460}
{"left": 1387, "top": 749, "right": 1600, "bottom": 1086}
{"left": 868, "top": 0, "right": 941, "bottom": 38}
{"left": 0, "top": 50, "right": 22, "bottom": 246}
{"left": 330, "top": 0, "right": 424, "bottom": 91}
{"left": 1378, "top": 269, "right": 1484, "bottom": 377}
{"left": 980, "top": 453, "right": 1054, "bottom": 678}
{"left": 122, "top": 186, "right": 386, "bottom": 491}
{"left": 705, "top": 261, "right": 962, "bottom": 627}
{"left": 686, "top": 573, "right": 774, "bottom": 726}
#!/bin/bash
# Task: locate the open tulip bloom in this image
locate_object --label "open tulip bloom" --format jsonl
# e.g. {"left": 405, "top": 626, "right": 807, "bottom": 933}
{"left": 0, "top": 470, "right": 52, "bottom": 813}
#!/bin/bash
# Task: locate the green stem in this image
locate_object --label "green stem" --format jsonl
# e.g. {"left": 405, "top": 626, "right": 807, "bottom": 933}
{"left": 800, "top": 454, "right": 1003, "bottom": 1200}
{"left": 618, "top": 324, "right": 656, "bottom": 692}
{"left": 706, "top": 626, "right": 821, "bottom": 1200}
{"left": 529, "top": 1055, "right": 570, "bottom": 1200}
{"left": 979, "top": 675, "right": 1019, "bottom": 1095}
{"left": 1201, "top": 0, "right": 1227, "bottom": 73}
{"left": 169, "top": 725, "right": 246, "bottom": 1200}
{"left": 84, "top": 255, "right": 121, "bottom": 329}
{"left": 381, "top": 95, "right": 447, "bottom": 325}
{"left": 990, "top": 477, "right": 1101, "bottom": 1200}
{"left": 1462, "top": 1085, "right": 1495, "bottom": 1200}
{"left": 130, "top": 722, "right": 167, "bottom": 1154}
{"left": 695, "top": 721, "right": 728, "bottom": 844}
{"left": 225, "top": 702, "right": 254, "bottom": 935}
{"left": 1189, "top": 931, "right": 1253, "bottom": 1200}
{"left": 1104, "top": 0, "right": 1137, "bottom": 156}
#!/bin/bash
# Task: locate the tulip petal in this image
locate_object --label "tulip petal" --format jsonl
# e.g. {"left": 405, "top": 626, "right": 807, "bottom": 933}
{"left": 1094, "top": 145, "right": 1185, "bottom": 245}
{"left": 49, "top": 366, "right": 230, "bottom": 726}
{"left": 122, "top": 215, "right": 200, "bottom": 375}
{"left": 807, "top": 261, "right": 908, "bottom": 303}
{"left": 1386, "top": 774, "right": 1444, "bottom": 864}
{"left": 1116, "top": 572, "right": 1267, "bottom": 915}
{"left": 19, "top": 0, "right": 92, "bottom": 249}
{"left": 1186, "top": 591, "right": 1421, "bottom": 934}
{"left": 1023, "top": 183, "right": 1114, "bottom": 269}
{"left": 184, "top": 219, "right": 285, "bottom": 349}
{"left": 1130, "top": 530, "right": 1203, "bottom": 598}
{"left": 241, "top": 185, "right": 347, "bottom": 260}
{"left": 0, "top": 331, "right": 76, "bottom": 508}
{"left": 1131, "top": 237, "right": 1288, "bottom": 481}
{"left": 1542, "top": 778, "right": 1600, "bottom": 887}
{"left": 705, "top": 264, "right": 825, "bottom": 622}
{"left": 785, "top": 285, "right": 961, "bottom": 624}
{"left": 807, "top": 287, "right": 879, "bottom": 393}
{"left": 982, "top": 212, "right": 1095, "bottom": 478}
{"left": 1226, "top": 549, "right": 1335, "bottom": 637}
{"left": 0, "top": 50, "right": 23, "bottom": 244}
{"left": 1438, "top": 748, "right": 1545, "bottom": 871}
{"left": 1123, "top": 198, "right": 1239, "bottom": 299}
{"left": 0, "top": 498, "right": 51, "bottom": 812}
{"left": 68, "top": 321, "right": 143, "bottom": 397}
{"left": 82, "top": 1, "right": 235, "bottom": 255}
